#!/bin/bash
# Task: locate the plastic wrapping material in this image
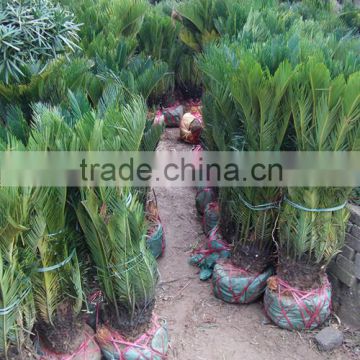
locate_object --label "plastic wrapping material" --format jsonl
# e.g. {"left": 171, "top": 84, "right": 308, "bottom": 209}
{"left": 264, "top": 276, "right": 332, "bottom": 331}
{"left": 212, "top": 259, "right": 273, "bottom": 304}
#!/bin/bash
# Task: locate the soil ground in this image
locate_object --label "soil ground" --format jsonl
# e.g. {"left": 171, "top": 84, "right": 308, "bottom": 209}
{"left": 154, "top": 128, "right": 358, "bottom": 360}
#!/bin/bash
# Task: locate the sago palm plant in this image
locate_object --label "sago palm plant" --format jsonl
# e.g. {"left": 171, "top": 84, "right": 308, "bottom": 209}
{"left": 60, "top": 0, "right": 148, "bottom": 54}
{"left": 174, "top": 0, "right": 279, "bottom": 95}
{"left": 138, "top": 3, "right": 182, "bottom": 102}
{"left": 228, "top": 57, "right": 293, "bottom": 272}
{"left": 279, "top": 60, "right": 360, "bottom": 288}
{"left": 0, "top": 186, "right": 36, "bottom": 360}
{"left": 77, "top": 189, "right": 158, "bottom": 334}
{"left": 199, "top": 47, "right": 294, "bottom": 271}
{"left": 65, "top": 82, "right": 161, "bottom": 335}
{"left": 23, "top": 106, "right": 84, "bottom": 353}
{"left": 23, "top": 188, "right": 83, "bottom": 353}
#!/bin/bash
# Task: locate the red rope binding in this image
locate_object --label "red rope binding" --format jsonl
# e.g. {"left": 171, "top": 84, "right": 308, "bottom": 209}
{"left": 213, "top": 259, "right": 267, "bottom": 304}
{"left": 264, "top": 276, "right": 332, "bottom": 330}
{"left": 97, "top": 315, "right": 167, "bottom": 360}
{"left": 191, "top": 226, "right": 231, "bottom": 265}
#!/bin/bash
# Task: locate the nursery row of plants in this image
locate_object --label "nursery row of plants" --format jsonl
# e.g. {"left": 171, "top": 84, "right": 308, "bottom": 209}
{"left": 187, "top": 0, "right": 360, "bottom": 332}
{"left": 0, "top": 0, "right": 360, "bottom": 358}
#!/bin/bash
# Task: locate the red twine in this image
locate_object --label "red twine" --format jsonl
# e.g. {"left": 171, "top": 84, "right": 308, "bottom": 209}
{"left": 97, "top": 315, "right": 167, "bottom": 360}
{"left": 264, "top": 276, "right": 332, "bottom": 330}
{"left": 192, "top": 226, "right": 231, "bottom": 264}
{"left": 213, "top": 259, "right": 267, "bottom": 304}
{"left": 39, "top": 329, "right": 100, "bottom": 360}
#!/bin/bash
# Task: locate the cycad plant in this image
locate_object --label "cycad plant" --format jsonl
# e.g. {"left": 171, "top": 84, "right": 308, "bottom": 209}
{"left": 0, "top": 187, "right": 36, "bottom": 360}
{"left": 60, "top": 0, "right": 148, "bottom": 55}
{"left": 175, "top": 0, "right": 274, "bottom": 51}
{"left": 199, "top": 46, "right": 294, "bottom": 272}
{"left": 66, "top": 82, "right": 160, "bottom": 335}
{"left": 279, "top": 60, "right": 360, "bottom": 289}
{"left": 138, "top": 3, "right": 182, "bottom": 103}
{"left": 77, "top": 189, "right": 158, "bottom": 334}
{"left": 228, "top": 57, "right": 293, "bottom": 272}
{"left": 59, "top": 0, "right": 171, "bottom": 101}
{"left": 24, "top": 188, "right": 83, "bottom": 354}
{"left": 174, "top": 0, "right": 278, "bottom": 95}
{"left": 23, "top": 106, "right": 84, "bottom": 353}
{"left": 0, "top": 57, "right": 102, "bottom": 124}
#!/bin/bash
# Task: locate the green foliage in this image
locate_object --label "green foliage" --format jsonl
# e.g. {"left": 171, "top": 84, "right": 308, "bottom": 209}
{"left": 340, "top": 3, "right": 360, "bottom": 32}
{"left": 173, "top": 0, "right": 280, "bottom": 92}
{"left": 279, "top": 61, "right": 360, "bottom": 265}
{"left": 60, "top": 0, "right": 148, "bottom": 51}
{"left": 138, "top": 3, "right": 182, "bottom": 100}
{"left": 1, "top": 0, "right": 360, "bottom": 351}
{"left": 59, "top": 0, "right": 172, "bottom": 101}
{"left": 0, "top": 0, "right": 80, "bottom": 84}
{"left": 0, "top": 82, "right": 163, "bottom": 350}
{"left": 138, "top": 4, "right": 181, "bottom": 66}
{"left": 0, "top": 187, "right": 35, "bottom": 359}
{"left": 77, "top": 189, "right": 158, "bottom": 324}
{"left": 24, "top": 189, "right": 83, "bottom": 326}
{"left": 199, "top": 5, "right": 360, "bottom": 268}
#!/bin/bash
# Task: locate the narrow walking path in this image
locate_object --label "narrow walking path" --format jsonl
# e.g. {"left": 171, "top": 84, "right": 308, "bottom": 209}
{"left": 153, "top": 129, "right": 349, "bottom": 360}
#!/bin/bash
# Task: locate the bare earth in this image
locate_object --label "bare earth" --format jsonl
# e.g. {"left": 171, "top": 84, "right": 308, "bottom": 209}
{"left": 154, "top": 129, "right": 355, "bottom": 360}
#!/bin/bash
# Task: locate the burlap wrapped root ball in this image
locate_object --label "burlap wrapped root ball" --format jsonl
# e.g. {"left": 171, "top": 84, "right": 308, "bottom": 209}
{"left": 195, "top": 188, "right": 217, "bottom": 215}
{"left": 180, "top": 113, "right": 203, "bottom": 144}
{"left": 147, "top": 221, "right": 165, "bottom": 259}
{"left": 154, "top": 105, "right": 184, "bottom": 128}
{"left": 189, "top": 226, "right": 231, "bottom": 281}
{"left": 203, "top": 202, "right": 220, "bottom": 236}
{"left": 212, "top": 259, "right": 273, "bottom": 304}
{"left": 96, "top": 316, "right": 168, "bottom": 360}
{"left": 146, "top": 199, "right": 165, "bottom": 259}
{"left": 264, "top": 276, "right": 332, "bottom": 330}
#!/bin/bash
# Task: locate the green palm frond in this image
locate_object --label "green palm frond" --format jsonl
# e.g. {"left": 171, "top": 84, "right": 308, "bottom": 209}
{"left": 0, "top": 186, "right": 35, "bottom": 359}
{"left": 280, "top": 61, "right": 360, "bottom": 265}
{"left": 0, "top": 255, "right": 32, "bottom": 360}
{"left": 141, "top": 122, "right": 163, "bottom": 151}
{"left": 77, "top": 189, "right": 158, "bottom": 323}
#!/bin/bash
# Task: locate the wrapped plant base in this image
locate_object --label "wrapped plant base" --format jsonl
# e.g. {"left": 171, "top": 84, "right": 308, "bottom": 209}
{"left": 180, "top": 113, "right": 203, "bottom": 144}
{"left": 264, "top": 276, "right": 332, "bottom": 331}
{"left": 203, "top": 202, "right": 219, "bottom": 236}
{"left": 190, "top": 227, "right": 231, "bottom": 280}
{"left": 146, "top": 198, "right": 165, "bottom": 259}
{"left": 85, "top": 291, "right": 103, "bottom": 330}
{"left": 147, "top": 221, "right": 165, "bottom": 259}
{"left": 36, "top": 325, "right": 101, "bottom": 360}
{"left": 195, "top": 188, "right": 217, "bottom": 215}
{"left": 96, "top": 316, "right": 168, "bottom": 360}
{"left": 154, "top": 103, "right": 184, "bottom": 128}
{"left": 184, "top": 99, "right": 202, "bottom": 114}
{"left": 212, "top": 259, "right": 273, "bottom": 304}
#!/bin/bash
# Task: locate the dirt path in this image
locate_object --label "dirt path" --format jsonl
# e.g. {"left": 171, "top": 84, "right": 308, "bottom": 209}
{"left": 154, "top": 129, "right": 351, "bottom": 360}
